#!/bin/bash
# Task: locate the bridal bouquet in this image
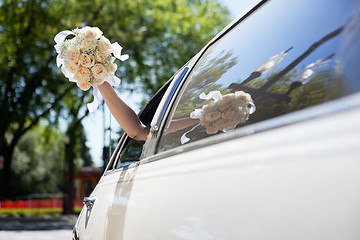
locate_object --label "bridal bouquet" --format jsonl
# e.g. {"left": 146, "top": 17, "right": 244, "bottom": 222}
{"left": 54, "top": 26, "right": 129, "bottom": 112}
{"left": 191, "top": 91, "right": 256, "bottom": 134}
{"left": 181, "top": 90, "right": 255, "bottom": 144}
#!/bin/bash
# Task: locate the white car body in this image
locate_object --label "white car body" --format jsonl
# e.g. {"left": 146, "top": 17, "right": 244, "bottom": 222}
{"left": 74, "top": 0, "right": 360, "bottom": 239}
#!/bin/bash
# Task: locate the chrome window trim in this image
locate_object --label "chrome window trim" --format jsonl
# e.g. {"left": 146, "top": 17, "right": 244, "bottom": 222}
{"left": 155, "top": 67, "right": 189, "bottom": 127}
{"left": 103, "top": 133, "right": 129, "bottom": 174}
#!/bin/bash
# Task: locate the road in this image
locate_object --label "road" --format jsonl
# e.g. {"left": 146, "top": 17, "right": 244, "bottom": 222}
{"left": 0, "top": 214, "right": 77, "bottom": 240}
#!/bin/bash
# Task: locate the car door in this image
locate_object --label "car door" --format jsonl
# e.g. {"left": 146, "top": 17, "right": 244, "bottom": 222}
{"left": 73, "top": 66, "right": 191, "bottom": 240}
{"left": 102, "top": 0, "right": 360, "bottom": 239}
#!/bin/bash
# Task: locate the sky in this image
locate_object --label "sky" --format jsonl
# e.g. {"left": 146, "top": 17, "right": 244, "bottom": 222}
{"left": 83, "top": 0, "right": 258, "bottom": 167}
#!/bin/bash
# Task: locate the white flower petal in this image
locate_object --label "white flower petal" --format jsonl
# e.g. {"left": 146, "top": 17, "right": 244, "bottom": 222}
{"left": 54, "top": 30, "right": 74, "bottom": 44}
{"left": 93, "top": 27, "right": 103, "bottom": 38}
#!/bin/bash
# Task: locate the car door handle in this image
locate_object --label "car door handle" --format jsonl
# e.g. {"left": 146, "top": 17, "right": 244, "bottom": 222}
{"left": 83, "top": 196, "right": 96, "bottom": 210}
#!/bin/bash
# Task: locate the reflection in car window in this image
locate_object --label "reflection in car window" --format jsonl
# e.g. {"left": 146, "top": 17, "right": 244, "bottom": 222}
{"left": 116, "top": 138, "right": 145, "bottom": 168}
{"left": 157, "top": 0, "right": 358, "bottom": 153}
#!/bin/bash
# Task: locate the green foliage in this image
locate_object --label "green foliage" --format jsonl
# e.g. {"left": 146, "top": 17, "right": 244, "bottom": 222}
{"left": 56, "top": 0, "right": 231, "bottom": 96}
{"left": 0, "top": 0, "right": 230, "bottom": 196}
{"left": 11, "top": 124, "right": 64, "bottom": 195}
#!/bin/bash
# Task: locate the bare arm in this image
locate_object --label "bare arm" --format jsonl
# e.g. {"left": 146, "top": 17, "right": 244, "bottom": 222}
{"left": 98, "top": 82, "right": 149, "bottom": 141}
{"left": 166, "top": 117, "right": 200, "bottom": 134}
{"left": 98, "top": 82, "right": 199, "bottom": 141}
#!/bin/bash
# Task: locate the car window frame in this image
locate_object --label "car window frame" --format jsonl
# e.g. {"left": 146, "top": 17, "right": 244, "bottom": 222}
{"left": 103, "top": 77, "right": 173, "bottom": 174}
{"left": 145, "top": 0, "right": 360, "bottom": 161}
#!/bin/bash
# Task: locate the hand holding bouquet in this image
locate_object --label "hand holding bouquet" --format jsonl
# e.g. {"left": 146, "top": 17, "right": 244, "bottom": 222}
{"left": 54, "top": 26, "right": 129, "bottom": 112}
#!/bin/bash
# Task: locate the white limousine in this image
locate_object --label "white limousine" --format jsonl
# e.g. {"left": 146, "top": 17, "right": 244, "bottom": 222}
{"left": 73, "top": 0, "right": 360, "bottom": 239}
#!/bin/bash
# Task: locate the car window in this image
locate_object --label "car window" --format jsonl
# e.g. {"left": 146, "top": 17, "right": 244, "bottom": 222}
{"left": 157, "top": 0, "right": 359, "bottom": 153}
{"left": 107, "top": 67, "right": 188, "bottom": 170}
{"left": 115, "top": 137, "right": 144, "bottom": 168}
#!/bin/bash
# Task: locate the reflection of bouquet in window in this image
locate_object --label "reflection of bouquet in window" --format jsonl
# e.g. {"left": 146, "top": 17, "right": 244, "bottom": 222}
{"left": 54, "top": 26, "right": 129, "bottom": 112}
{"left": 191, "top": 91, "right": 255, "bottom": 134}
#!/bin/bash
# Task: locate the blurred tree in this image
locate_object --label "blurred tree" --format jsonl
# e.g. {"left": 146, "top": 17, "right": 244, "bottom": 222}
{"left": 68, "top": 0, "right": 231, "bottom": 96}
{"left": 0, "top": 0, "right": 76, "bottom": 197}
{"left": 11, "top": 124, "right": 64, "bottom": 195}
{"left": 61, "top": 91, "right": 92, "bottom": 214}
{"left": 0, "top": 0, "right": 230, "bottom": 198}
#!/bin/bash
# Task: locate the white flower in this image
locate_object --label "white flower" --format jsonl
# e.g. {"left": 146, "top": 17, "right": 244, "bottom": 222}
{"left": 203, "top": 110, "right": 222, "bottom": 122}
{"left": 206, "top": 126, "right": 218, "bottom": 135}
{"left": 75, "top": 65, "right": 91, "bottom": 82}
{"left": 81, "top": 36, "right": 97, "bottom": 50}
{"left": 80, "top": 26, "right": 103, "bottom": 39}
{"left": 91, "top": 63, "right": 108, "bottom": 81}
{"left": 97, "top": 36, "right": 113, "bottom": 54}
{"left": 65, "top": 46, "right": 80, "bottom": 63}
{"left": 95, "top": 52, "right": 107, "bottom": 63}
{"left": 106, "top": 63, "right": 117, "bottom": 75}
{"left": 64, "top": 60, "right": 79, "bottom": 74}
{"left": 222, "top": 110, "right": 236, "bottom": 120}
{"left": 79, "top": 53, "right": 95, "bottom": 68}
{"left": 76, "top": 79, "right": 91, "bottom": 91}
{"left": 193, "top": 91, "right": 255, "bottom": 135}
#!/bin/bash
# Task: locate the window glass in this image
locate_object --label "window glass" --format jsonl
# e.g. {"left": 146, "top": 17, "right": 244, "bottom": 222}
{"left": 115, "top": 138, "right": 145, "bottom": 168}
{"left": 157, "top": 0, "right": 358, "bottom": 153}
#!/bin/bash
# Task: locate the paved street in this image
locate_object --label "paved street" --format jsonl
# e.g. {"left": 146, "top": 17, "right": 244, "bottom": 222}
{"left": 0, "top": 214, "right": 77, "bottom": 240}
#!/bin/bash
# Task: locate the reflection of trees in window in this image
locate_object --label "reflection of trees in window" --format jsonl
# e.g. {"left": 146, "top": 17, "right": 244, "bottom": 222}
{"left": 229, "top": 27, "right": 343, "bottom": 126}
{"left": 159, "top": 50, "right": 238, "bottom": 151}
{"left": 160, "top": 26, "right": 345, "bottom": 151}
{"left": 116, "top": 139, "right": 145, "bottom": 168}
{"left": 174, "top": 49, "right": 238, "bottom": 119}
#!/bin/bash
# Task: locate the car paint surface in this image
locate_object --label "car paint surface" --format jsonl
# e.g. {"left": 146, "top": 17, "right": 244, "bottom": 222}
{"left": 76, "top": 101, "right": 360, "bottom": 239}
{"left": 74, "top": 0, "right": 360, "bottom": 239}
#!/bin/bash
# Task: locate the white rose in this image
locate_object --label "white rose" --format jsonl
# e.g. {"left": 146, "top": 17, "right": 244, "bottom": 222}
{"left": 206, "top": 126, "right": 218, "bottom": 135}
{"left": 218, "top": 95, "right": 234, "bottom": 111}
{"left": 91, "top": 63, "right": 108, "bottom": 80}
{"left": 81, "top": 26, "right": 102, "bottom": 38}
{"left": 76, "top": 79, "right": 91, "bottom": 91}
{"left": 203, "top": 110, "right": 221, "bottom": 122}
{"left": 222, "top": 110, "right": 236, "bottom": 120}
{"left": 106, "top": 63, "right": 117, "bottom": 75}
{"left": 79, "top": 53, "right": 95, "bottom": 68}
{"left": 65, "top": 60, "right": 79, "bottom": 74}
{"left": 234, "top": 111, "right": 246, "bottom": 123}
{"left": 81, "top": 36, "right": 97, "bottom": 50}
{"left": 97, "top": 36, "right": 113, "bottom": 54}
{"left": 214, "top": 118, "right": 227, "bottom": 131}
{"left": 235, "top": 91, "right": 252, "bottom": 102}
{"left": 199, "top": 117, "right": 211, "bottom": 127}
{"left": 225, "top": 120, "right": 238, "bottom": 128}
{"left": 65, "top": 46, "right": 80, "bottom": 63}
{"left": 95, "top": 52, "right": 107, "bottom": 63}
{"left": 75, "top": 65, "right": 91, "bottom": 82}
{"left": 93, "top": 77, "right": 105, "bottom": 86}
